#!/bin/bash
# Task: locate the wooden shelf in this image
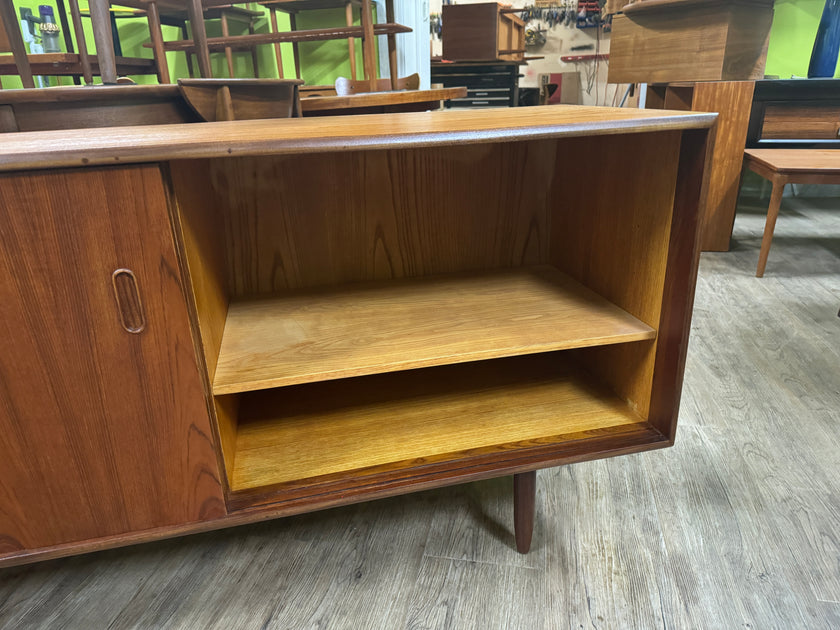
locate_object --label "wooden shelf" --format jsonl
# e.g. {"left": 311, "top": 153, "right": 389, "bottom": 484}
{"left": 212, "top": 266, "right": 656, "bottom": 395}
{"left": 0, "top": 54, "right": 157, "bottom": 77}
{"left": 230, "top": 353, "right": 653, "bottom": 493}
{"left": 156, "top": 23, "right": 412, "bottom": 53}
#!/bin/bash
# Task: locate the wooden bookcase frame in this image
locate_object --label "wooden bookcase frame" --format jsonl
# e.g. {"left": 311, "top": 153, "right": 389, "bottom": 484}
{"left": 0, "top": 106, "right": 714, "bottom": 566}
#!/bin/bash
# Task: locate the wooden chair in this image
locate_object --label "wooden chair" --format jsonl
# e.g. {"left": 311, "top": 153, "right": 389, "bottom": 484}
{"left": 259, "top": 0, "right": 361, "bottom": 80}
{"left": 0, "top": 0, "right": 36, "bottom": 87}
{"left": 334, "top": 71, "right": 417, "bottom": 96}
{"left": 1, "top": 0, "right": 94, "bottom": 88}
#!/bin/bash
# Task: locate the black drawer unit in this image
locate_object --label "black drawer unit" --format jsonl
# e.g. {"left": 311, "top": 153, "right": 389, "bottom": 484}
{"left": 432, "top": 61, "right": 520, "bottom": 108}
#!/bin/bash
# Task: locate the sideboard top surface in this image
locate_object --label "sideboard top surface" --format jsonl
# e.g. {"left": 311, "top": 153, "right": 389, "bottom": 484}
{"left": 0, "top": 106, "right": 716, "bottom": 173}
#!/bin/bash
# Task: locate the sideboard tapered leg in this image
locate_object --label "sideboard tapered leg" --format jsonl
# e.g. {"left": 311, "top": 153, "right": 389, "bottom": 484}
{"left": 513, "top": 471, "right": 536, "bottom": 553}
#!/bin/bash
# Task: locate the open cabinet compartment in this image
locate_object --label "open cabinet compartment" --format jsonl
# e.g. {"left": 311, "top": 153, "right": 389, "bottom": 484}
{"left": 168, "top": 127, "right": 704, "bottom": 512}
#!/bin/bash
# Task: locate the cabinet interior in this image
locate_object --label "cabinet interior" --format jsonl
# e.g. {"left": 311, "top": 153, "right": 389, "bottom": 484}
{"left": 168, "top": 130, "right": 684, "bottom": 510}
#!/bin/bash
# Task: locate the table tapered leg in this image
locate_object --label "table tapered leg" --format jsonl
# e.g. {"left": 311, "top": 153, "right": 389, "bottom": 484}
{"left": 513, "top": 471, "right": 536, "bottom": 554}
{"left": 756, "top": 176, "right": 787, "bottom": 278}
{"left": 385, "top": 0, "right": 396, "bottom": 89}
{"left": 146, "top": 1, "right": 171, "bottom": 84}
{"left": 346, "top": 1, "right": 356, "bottom": 80}
{"left": 88, "top": 0, "right": 116, "bottom": 83}
{"left": 269, "top": 8, "right": 283, "bottom": 78}
{"left": 360, "top": 0, "right": 376, "bottom": 91}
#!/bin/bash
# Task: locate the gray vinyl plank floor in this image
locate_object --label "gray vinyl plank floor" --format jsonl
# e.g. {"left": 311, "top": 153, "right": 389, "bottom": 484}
{"left": 1, "top": 191, "right": 838, "bottom": 629}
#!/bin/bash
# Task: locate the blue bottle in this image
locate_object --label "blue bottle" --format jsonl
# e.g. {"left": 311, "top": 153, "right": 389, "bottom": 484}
{"left": 809, "top": 0, "right": 840, "bottom": 78}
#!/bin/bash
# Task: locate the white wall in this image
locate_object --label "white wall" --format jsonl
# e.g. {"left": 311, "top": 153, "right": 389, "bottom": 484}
{"left": 377, "top": 0, "right": 432, "bottom": 89}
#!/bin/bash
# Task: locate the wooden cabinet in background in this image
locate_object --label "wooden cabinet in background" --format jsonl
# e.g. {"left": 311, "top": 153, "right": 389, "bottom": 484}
{"left": 608, "top": 0, "right": 774, "bottom": 85}
{"left": 646, "top": 80, "right": 755, "bottom": 252}
{"left": 0, "top": 106, "right": 714, "bottom": 567}
{"left": 442, "top": 2, "right": 525, "bottom": 62}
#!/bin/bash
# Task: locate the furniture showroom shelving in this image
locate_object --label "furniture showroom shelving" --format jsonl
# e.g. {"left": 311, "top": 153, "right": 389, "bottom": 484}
{"left": 0, "top": 105, "right": 714, "bottom": 566}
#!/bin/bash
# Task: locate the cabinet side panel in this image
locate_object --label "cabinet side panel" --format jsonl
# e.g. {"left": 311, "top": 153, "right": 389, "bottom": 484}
{"left": 167, "top": 160, "right": 230, "bottom": 381}
{"left": 549, "top": 131, "right": 683, "bottom": 420}
{"left": 0, "top": 166, "right": 225, "bottom": 553}
{"left": 648, "top": 129, "right": 710, "bottom": 438}
{"left": 208, "top": 142, "right": 556, "bottom": 295}
{"left": 692, "top": 81, "right": 754, "bottom": 252}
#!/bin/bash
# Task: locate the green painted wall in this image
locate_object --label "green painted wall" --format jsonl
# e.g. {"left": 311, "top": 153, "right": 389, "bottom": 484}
{"left": 2, "top": 1, "right": 373, "bottom": 89}
{"left": 764, "top": 0, "right": 831, "bottom": 79}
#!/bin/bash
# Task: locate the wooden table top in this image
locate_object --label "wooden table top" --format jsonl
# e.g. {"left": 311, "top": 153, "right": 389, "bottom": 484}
{"left": 0, "top": 106, "right": 715, "bottom": 172}
{"left": 745, "top": 149, "right": 840, "bottom": 174}
{"left": 300, "top": 87, "right": 468, "bottom": 113}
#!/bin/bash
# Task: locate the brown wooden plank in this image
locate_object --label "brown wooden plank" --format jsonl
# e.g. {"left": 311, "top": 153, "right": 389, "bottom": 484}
{"left": 230, "top": 354, "right": 651, "bottom": 491}
{"left": 744, "top": 148, "right": 840, "bottom": 174}
{"left": 213, "top": 266, "right": 656, "bottom": 394}
{"left": 200, "top": 140, "right": 556, "bottom": 296}
{"left": 0, "top": 165, "right": 225, "bottom": 553}
{"left": 0, "top": 106, "right": 716, "bottom": 172}
{"left": 760, "top": 103, "right": 840, "bottom": 140}
{"left": 300, "top": 86, "right": 466, "bottom": 113}
{"left": 156, "top": 23, "right": 411, "bottom": 52}
{"left": 692, "top": 80, "right": 755, "bottom": 251}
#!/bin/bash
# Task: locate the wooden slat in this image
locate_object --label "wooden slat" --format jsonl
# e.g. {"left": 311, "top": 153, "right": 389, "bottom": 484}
{"left": 155, "top": 23, "right": 411, "bottom": 53}
{"left": 231, "top": 354, "right": 650, "bottom": 491}
{"left": 744, "top": 148, "right": 840, "bottom": 174}
{"left": 0, "top": 53, "right": 157, "bottom": 77}
{"left": 0, "top": 106, "right": 716, "bottom": 172}
{"left": 213, "top": 266, "right": 656, "bottom": 394}
{"left": 300, "top": 87, "right": 466, "bottom": 113}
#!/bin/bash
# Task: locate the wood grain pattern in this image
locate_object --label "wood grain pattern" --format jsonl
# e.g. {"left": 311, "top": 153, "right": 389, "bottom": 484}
{"left": 230, "top": 354, "right": 650, "bottom": 492}
{"left": 0, "top": 165, "right": 225, "bottom": 553}
{"left": 550, "top": 131, "right": 683, "bottom": 421}
{"left": 691, "top": 81, "right": 755, "bottom": 252}
{"left": 761, "top": 103, "right": 840, "bottom": 140}
{"left": 300, "top": 87, "right": 466, "bottom": 114}
{"left": 213, "top": 266, "right": 656, "bottom": 394}
{"left": 608, "top": 3, "right": 772, "bottom": 84}
{"left": 0, "top": 106, "right": 716, "bottom": 173}
{"left": 744, "top": 148, "right": 840, "bottom": 174}
{"left": 177, "top": 79, "right": 302, "bottom": 122}
{"left": 200, "top": 140, "right": 556, "bottom": 295}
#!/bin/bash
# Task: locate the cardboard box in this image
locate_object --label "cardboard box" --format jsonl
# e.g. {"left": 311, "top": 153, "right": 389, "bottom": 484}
{"left": 539, "top": 73, "right": 581, "bottom": 105}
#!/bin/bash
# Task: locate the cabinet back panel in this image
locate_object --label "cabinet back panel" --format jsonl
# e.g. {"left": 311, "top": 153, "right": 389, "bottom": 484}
{"left": 200, "top": 141, "right": 556, "bottom": 296}
{"left": 550, "top": 131, "right": 684, "bottom": 420}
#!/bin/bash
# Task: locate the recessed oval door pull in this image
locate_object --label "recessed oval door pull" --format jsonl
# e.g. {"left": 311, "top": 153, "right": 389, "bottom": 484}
{"left": 111, "top": 269, "right": 146, "bottom": 334}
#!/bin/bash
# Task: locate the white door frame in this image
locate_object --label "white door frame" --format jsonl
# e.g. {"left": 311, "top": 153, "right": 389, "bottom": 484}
{"left": 376, "top": 0, "right": 430, "bottom": 89}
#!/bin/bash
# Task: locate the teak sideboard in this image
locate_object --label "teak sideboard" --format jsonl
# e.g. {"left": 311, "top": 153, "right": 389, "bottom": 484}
{"left": 0, "top": 106, "right": 715, "bottom": 567}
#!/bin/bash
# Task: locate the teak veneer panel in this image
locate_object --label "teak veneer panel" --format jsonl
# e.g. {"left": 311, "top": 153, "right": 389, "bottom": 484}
{"left": 551, "top": 131, "right": 682, "bottom": 420}
{"left": 230, "top": 354, "right": 649, "bottom": 492}
{"left": 0, "top": 106, "right": 716, "bottom": 172}
{"left": 213, "top": 266, "right": 656, "bottom": 394}
{"left": 0, "top": 166, "right": 225, "bottom": 552}
{"left": 205, "top": 142, "right": 555, "bottom": 296}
